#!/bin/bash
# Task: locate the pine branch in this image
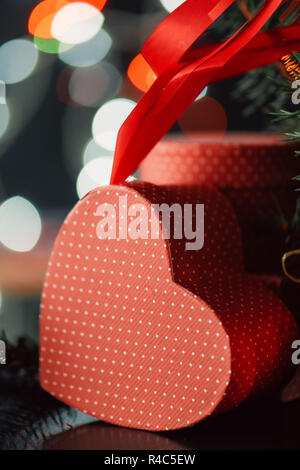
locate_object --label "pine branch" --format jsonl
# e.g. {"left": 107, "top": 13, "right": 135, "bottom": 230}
{"left": 212, "top": 1, "right": 300, "bottom": 123}
{"left": 270, "top": 110, "right": 300, "bottom": 123}
{"left": 284, "top": 131, "right": 300, "bottom": 141}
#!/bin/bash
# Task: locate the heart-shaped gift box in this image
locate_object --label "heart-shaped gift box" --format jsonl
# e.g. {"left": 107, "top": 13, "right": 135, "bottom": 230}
{"left": 40, "top": 182, "right": 298, "bottom": 431}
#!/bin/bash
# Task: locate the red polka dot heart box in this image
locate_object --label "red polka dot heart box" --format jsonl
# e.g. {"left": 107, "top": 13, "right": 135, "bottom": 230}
{"left": 139, "top": 134, "right": 299, "bottom": 272}
{"left": 40, "top": 182, "right": 298, "bottom": 431}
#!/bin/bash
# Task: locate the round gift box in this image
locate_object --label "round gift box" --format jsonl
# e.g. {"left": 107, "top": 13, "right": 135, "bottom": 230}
{"left": 139, "top": 134, "right": 299, "bottom": 272}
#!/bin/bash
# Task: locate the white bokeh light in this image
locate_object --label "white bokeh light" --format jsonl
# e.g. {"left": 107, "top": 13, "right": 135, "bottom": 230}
{"left": 0, "top": 196, "right": 42, "bottom": 252}
{"left": 77, "top": 157, "right": 136, "bottom": 199}
{"left": 59, "top": 29, "right": 112, "bottom": 67}
{"left": 82, "top": 138, "right": 113, "bottom": 166}
{"left": 0, "top": 104, "right": 9, "bottom": 139}
{"left": 0, "top": 39, "right": 39, "bottom": 84}
{"left": 76, "top": 157, "right": 113, "bottom": 198}
{"left": 68, "top": 62, "right": 121, "bottom": 107}
{"left": 51, "top": 2, "right": 104, "bottom": 45}
{"left": 92, "top": 98, "right": 136, "bottom": 151}
{"left": 160, "top": 0, "right": 185, "bottom": 13}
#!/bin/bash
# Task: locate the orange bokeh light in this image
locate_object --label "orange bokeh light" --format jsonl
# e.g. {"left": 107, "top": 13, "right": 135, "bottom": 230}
{"left": 28, "top": 0, "right": 107, "bottom": 39}
{"left": 28, "top": 0, "right": 69, "bottom": 39}
{"left": 127, "top": 54, "right": 157, "bottom": 93}
{"left": 68, "top": 0, "right": 107, "bottom": 9}
{"left": 33, "top": 13, "right": 56, "bottom": 39}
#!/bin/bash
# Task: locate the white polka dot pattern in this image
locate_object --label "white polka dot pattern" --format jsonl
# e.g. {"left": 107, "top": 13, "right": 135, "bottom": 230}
{"left": 140, "top": 135, "right": 298, "bottom": 188}
{"left": 132, "top": 183, "right": 298, "bottom": 411}
{"left": 40, "top": 182, "right": 298, "bottom": 431}
{"left": 40, "top": 184, "right": 231, "bottom": 431}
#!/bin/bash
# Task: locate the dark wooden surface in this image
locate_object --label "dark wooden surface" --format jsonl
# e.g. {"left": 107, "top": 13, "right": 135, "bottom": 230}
{"left": 43, "top": 396, "right": 300, "bottom": 450}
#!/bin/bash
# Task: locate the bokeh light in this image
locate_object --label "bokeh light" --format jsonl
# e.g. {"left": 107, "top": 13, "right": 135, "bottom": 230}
{"left": 51, "top": 2, "right": 104, "bottom": 45}
{"left": 77, "top": 157, "right": 136, "bottom": 198}
{"left": 127, "top": 54, "right": 157, "bottom": 93}
{"left": 160, "top": 0, "right": 185, "bottom": 13}
{"left": 33, "top": 14, "right": 57, "bottom": 41}
{"left": 68, "top": 62, "right": 121, "bottom": 107}
{"left": 178, "top": 96, "right": 227, "bottom": 139}
{"left": 92, "top": 98, "right": 136, "bottom": 151}
{"left": 59, "top": 28, "right": 111, "bottom": 67}
{"left": 68, "top": 0, "right": 107, "bottom": 9}
{"left": 34, "top": 36, "right": 72, "bottom": 54}
{"left": 0, "top": 39, "right": 39, "bottom": 84}
{"left": 57, "top": 67, "right": 77, "bottom": 105}
{"left": 76, "top": 156, "right": 113, "bottom": 198}
{"left": 0, "top": 81, "right": 5, "bottom": 105}
{"left": 0, "top": 104, "right": 10, "bottom": 140}
{"left": 29, "top": 0, "right": 107, "bottom": 39}
{"left": 82, "top": 138, "right": 113, "bottom": 165}
{"left": 0, "top": 196, "right": 42, "bottom": 252}
{"left": 28, "top": 0, "right": 69, "bottom": 39}
{"left": 69, "top": 65, "right": 109, "bottom": 107}
{"left": 34, "top": 36, "right": 60, "bottom": 54}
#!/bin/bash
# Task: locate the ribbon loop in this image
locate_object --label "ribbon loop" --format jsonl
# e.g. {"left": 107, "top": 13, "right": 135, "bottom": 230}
{"left": 142, "top": 0, "right": 236, "bottom": 75}
{"left": 110, "top": 0, "right": 298, "bottom": 184}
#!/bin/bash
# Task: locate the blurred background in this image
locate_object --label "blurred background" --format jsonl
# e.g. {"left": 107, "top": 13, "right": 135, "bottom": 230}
{"left": 0, "top": 0, "right": 275, "bottom": 343}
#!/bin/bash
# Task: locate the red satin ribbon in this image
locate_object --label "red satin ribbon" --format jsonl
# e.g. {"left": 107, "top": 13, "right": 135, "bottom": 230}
{"left": 185, "top": 22, "right": 300, "bottom": 81}
{"left": 110, "top": 0, "right": 298, "bottom": 184}
{"left": 142, "top": 0, "right": 237, "bottom": 75}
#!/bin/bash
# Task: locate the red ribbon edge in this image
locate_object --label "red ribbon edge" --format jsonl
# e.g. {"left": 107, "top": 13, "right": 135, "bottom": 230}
{"left": 110, "top": 0, "right": 293, "bottom": 184}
